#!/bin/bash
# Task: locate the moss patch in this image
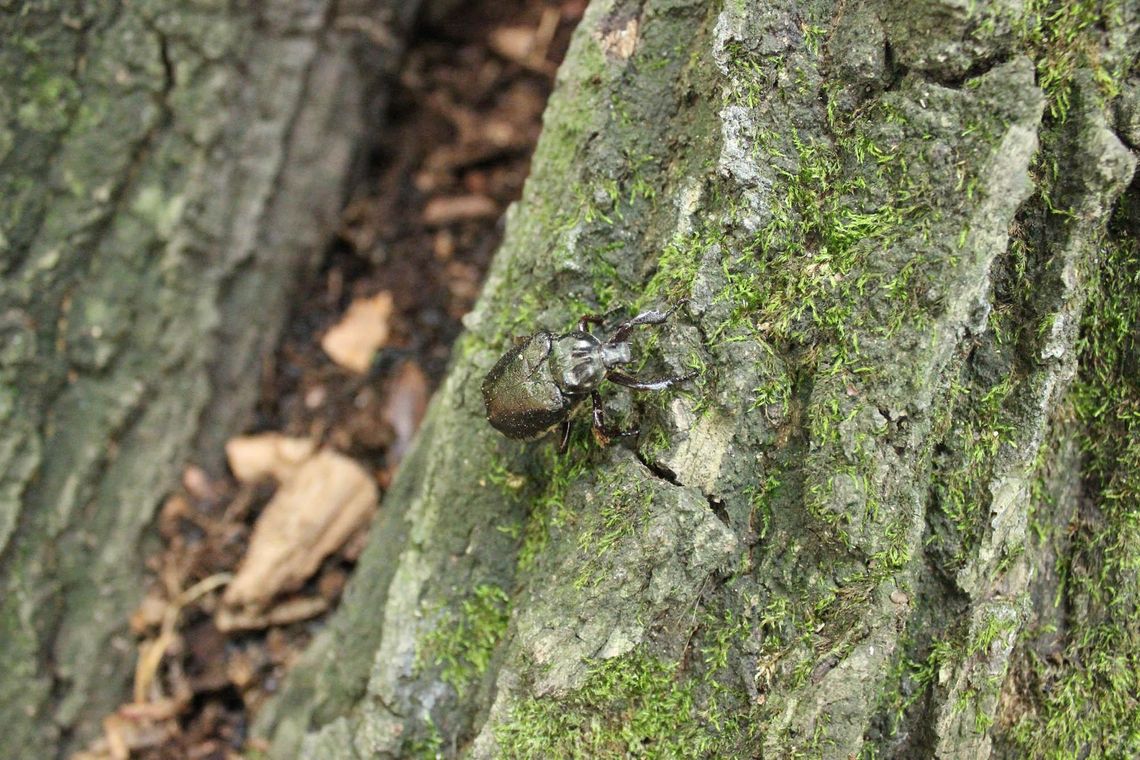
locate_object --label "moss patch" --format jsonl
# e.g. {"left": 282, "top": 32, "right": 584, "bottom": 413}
{"left": 1017, "top": 0, "right": 1128, "bottom": 120}
{"left": 1001, "top": 203, "right": 1140, "bottom": 757}
{"left": 419, "top": 584, "right": 511, "bottom": 695}
{"left": 494, "top": 646, "right": 755, "bottom": 759}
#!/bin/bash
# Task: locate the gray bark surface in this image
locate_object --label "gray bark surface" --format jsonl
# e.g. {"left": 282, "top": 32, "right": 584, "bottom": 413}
{"left": 258, "top": 1, "right": 1140, "bottom": 757}
{"left": 0, "top": 1, "right": 416, "bottom": 755}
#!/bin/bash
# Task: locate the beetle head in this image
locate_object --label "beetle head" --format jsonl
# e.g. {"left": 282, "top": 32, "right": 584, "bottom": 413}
{"left": 550, "top": 333, "right": 614, "bottom": 394}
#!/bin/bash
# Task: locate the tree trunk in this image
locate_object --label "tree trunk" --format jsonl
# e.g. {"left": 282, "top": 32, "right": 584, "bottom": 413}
{"left": 256, "top": 0, "right": 1140, "bottom": 758}
{"left": 0, "top": 1, "right": 416, "bottom": 755}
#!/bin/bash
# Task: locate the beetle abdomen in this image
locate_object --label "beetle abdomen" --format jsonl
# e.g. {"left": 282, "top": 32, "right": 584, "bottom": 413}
{"left": 482, "top": 332, "right": 571, "bottom": 439}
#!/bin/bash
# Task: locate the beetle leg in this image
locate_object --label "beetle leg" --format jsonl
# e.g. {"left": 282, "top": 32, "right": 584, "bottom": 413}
{"left": 607, "top": 369, "right": 696, "bottom": 391}
{"left": 591, "top": 391, "right": 638, "bottom": 444}
{"left": 577, "top": 314, "right": 606, "bottom": 334}
{"left": 558, "top": 418, "right": 572, "bottom": 454}
{"left": 608, "top": 300, "right": 687, "bottom": 344}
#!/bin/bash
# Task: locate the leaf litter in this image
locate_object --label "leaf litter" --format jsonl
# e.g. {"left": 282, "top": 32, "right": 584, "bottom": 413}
{"left": 73, "top": 1, "right": 583, "bottom": 757}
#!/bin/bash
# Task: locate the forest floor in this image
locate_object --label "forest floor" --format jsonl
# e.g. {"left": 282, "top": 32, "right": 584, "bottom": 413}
{"left": 75, "top": 2, "right": 582, "bottom": 757}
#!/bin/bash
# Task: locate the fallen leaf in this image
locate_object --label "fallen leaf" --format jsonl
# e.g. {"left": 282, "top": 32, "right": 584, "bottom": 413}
{"left": 489, "top": 23, "right": 557, "bottom": 75}
{"left": 381, "top": 361, "right": 430, "bottom": 468}
{"left": 320, "top": 291, "right": 395, "bottom": 373}
{"left": 225, "top": 433, "right": 316, "bottom": 483}
{"left": 422, "top": 194, "right": 499, "bottom": 226}
{"left": 222, "top": 448, "right": 378, "bottom": 611}
{"left": 181, "top": 465, "right": 219, "bottom": 501}
{"left": 489, "top": 25, "right": 535, "bottom": 63}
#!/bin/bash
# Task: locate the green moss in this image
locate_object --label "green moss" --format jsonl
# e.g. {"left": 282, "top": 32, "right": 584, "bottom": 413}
{"left": 712, "top": 116, "right": 923, "bottom": 365}
{"left": 1003, "top": 212, "right": 1140, "bottom": 756}
{"left": 721, "top": 43, "right": 782, "bottom": 108}
{"left": 879, "top": 613, "right": 1011, "bottom": 741}
{"left": 644, "top": 227, "right": 724, "bottom": 304}
{"left": 802, "top": 24, "right": 827, "bottom": 58}
{"left": 419, "top": 585, "right": 511, "bottom": 695}
{"left": 744, "top": 473, "right": 782, "bottom": 541}
{"left": 403, "top": 717, "right": 444, "bottom": 759}
{"left": 15, "top": 68, "right": 80, "bottom": 132}
{"left": 494, "top": 648, "right": 754, "bottom": 759}
{"left": 928, "top": 371, "right": 1020, "bottom": 569}
{"left": 574, "top": 475, "right": 653, "bottom": 589}
{"left": 1016, "top": 0, "right": 1128, "bottom": 120}
{"left": 516, "top": 427, "right": 595, "bottom": 574}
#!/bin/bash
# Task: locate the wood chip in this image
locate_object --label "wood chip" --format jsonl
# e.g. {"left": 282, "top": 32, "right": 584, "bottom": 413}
{"left": 320, "top": 290, "right": 395, "bottom": 373}
{"left": 422, "top": 194, "right": 499, "bottom": 226}
{"left": 221, "top": 448, "right": 378, "bottom": 611}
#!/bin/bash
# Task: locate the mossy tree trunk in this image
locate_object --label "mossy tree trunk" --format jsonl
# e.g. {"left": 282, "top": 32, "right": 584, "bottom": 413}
{"left": 254, "top": 0, "right": 1140, "bottom": 757}
{"left": 248, "top": 0, "right": 1134, "bottom": 758}
{"left": 0, "top": 1, "right": 416, "bottom": 756}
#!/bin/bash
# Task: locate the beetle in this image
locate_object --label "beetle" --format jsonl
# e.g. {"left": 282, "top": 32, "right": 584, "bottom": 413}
{"left": 481, "top": 304, "right": 694, "bottom": 450}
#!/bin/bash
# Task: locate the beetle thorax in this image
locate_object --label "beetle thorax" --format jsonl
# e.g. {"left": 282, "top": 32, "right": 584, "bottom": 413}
{"left": 550, "top": 332, "right": 629, "bottom": 394}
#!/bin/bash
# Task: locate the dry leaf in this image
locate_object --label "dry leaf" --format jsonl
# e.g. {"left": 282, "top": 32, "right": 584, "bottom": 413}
{"left": 130, "top": 593, "right": 168, "bottom": 635}
{"left": 222, "top": 449, "right": 378, "bottom": 611}
{"left": 382, "top": 361, "right": 430, "bottom": 468}
{"left": 490, "top": 25, "right": 535, "bottom": 62}
{"left": 489, "top": 24, "right": 557, "bottom": 75}
{"left": 225, "top": 433, "right": 316, "bottom": 483}
{"left": 119, "top": 699, "right": 183, "bottom": 721}
{"left": 320, "top": 291, "right": 395, "bottom": 373}
{"left": 181, "top": 465, "right": 219, "bottom": 501}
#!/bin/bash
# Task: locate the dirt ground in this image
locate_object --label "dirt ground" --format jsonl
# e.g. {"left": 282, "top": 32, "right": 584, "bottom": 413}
{"left": 75, "top": 2, "right": 583, "bottom": 757}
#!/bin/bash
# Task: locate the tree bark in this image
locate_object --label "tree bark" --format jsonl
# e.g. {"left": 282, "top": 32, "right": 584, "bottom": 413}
{"left": 256, "top": 0, "right": 1140, "bottom": 758}
{"left": 0, "top": 1, "right": 416, "bottom": 755}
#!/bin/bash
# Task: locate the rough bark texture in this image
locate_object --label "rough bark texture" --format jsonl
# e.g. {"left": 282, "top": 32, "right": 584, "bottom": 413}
{"left": 256, "top": 0, "right": 1139, "bottom": 757}
{"left": 0, "top": 1, "right": 416, "bottom": 755}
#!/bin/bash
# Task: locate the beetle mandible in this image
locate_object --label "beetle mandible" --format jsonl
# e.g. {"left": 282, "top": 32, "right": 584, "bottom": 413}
{"left": 481, "top": 304, "right": 694, "bottom": 450}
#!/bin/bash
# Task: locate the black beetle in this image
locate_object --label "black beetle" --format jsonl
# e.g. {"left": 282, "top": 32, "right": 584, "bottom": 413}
{"left": 481, "top": 305, "right": 694, "bottom": 450}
